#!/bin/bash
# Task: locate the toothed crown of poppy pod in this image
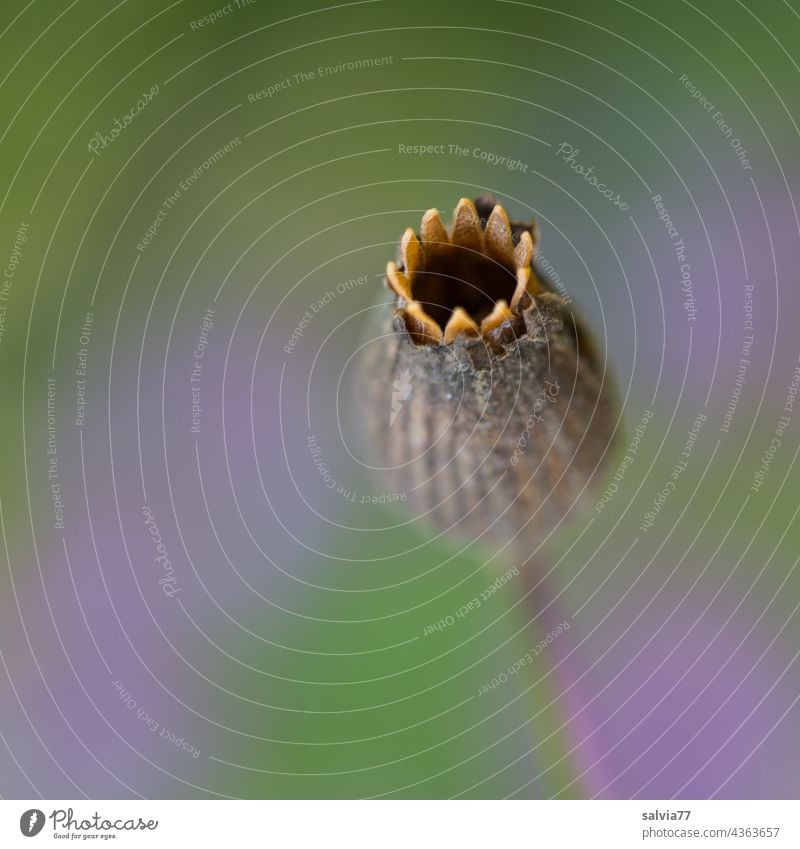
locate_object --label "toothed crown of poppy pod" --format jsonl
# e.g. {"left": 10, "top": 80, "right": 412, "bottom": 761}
{"left": 386, "top": 194, "right": 542, "bottom": 348}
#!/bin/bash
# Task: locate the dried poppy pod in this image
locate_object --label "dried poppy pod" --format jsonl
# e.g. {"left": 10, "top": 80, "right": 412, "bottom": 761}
{"left": 357, "top": 195, "right": 618, "bottom": 552}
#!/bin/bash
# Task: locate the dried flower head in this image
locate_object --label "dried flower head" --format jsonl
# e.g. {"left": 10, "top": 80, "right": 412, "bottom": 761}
{"left": 357, "top": 195, "right": 619, "bottom": 551}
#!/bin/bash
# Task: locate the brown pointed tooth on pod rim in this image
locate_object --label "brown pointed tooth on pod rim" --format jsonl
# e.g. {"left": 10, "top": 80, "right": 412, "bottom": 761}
{"left": 401, "top": 300, "right": 443, "bottom": 345}
{"left": 480, "top": 299, "right": 513, "bottom": 334}
{"left": 385, "top": 261, "right": 412, "bottom": 302}
{"left": 443, "top": 306, "right": 480, "bottom": 344}
{"left": 400, "top": 227, "right": 424, "bottom": 274}
{"left": 514, "top": 229, "right": 534, "bottom": 270}
{"left": 419, "top": 208, "right": 449, "bottom": 251}
{"left": 511, "top": 267, "right": 533, "bottom": 310}
{"left": 357, "top": 194, "right": 619, "bottom": 557}
{"left": 483, "top": 204, "right": 516, "bottom": 267}
{"left": 449, "top": 198, "right": 484, "bottom": 252}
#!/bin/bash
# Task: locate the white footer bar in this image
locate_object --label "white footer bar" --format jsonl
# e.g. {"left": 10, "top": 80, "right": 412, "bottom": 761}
{"left": 2, "top": 800, "right": 797, "bottom": 847}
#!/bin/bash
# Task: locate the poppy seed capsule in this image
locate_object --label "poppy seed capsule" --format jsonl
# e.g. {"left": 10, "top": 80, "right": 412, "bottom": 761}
{"left": 357, "top": 196, "right": 618, "bottom": 549}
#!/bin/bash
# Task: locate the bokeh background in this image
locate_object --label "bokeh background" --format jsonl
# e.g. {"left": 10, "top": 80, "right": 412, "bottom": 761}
{"left": 0, "top": 0, "right": 798, "bottom": 799}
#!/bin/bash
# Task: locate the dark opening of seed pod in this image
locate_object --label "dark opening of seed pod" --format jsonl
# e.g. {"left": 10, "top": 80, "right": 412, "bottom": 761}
{"left": 409, "top": 248, "right": 518, "bottom": 329}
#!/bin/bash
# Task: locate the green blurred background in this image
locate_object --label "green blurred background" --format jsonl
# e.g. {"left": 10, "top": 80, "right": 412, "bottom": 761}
{"left": 0, "top": 0, "right": 798, "bottom": 799}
